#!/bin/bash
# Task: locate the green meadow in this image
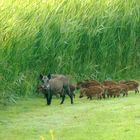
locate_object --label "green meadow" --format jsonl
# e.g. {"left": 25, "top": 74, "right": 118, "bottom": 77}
{"left": 0, "top": 92, "right": 140, "bottom": 140}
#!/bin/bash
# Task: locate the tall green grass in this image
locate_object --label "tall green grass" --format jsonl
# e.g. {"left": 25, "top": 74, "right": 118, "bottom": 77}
{"left": 0, "top": 0, "right": 140, "bottom": 102}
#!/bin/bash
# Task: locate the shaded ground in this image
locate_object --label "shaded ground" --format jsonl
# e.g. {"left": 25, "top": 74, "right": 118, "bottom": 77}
{"left": 0, "top": 92, "right": 140, "bottom": 140}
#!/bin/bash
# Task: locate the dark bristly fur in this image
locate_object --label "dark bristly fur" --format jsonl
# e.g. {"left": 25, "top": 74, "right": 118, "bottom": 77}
{"left": 40, "top": 74, "right": 73, "bottom": 105}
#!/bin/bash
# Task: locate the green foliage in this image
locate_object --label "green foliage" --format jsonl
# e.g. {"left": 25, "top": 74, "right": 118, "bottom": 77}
{"left": 0, "top": 0, "right": 140, "bottom": 101}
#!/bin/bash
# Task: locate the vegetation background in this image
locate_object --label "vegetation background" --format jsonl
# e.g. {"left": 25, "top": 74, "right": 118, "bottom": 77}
{"left": 0, "top": 0, "right": 140, "bottom": 103}
{"left": 0, "top": 1, "right": 140, "bottom": 140}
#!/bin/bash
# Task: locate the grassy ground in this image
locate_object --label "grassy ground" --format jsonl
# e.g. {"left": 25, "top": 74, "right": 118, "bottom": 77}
{"left": 0, "top": 91, "right": 140, "bottom": 140}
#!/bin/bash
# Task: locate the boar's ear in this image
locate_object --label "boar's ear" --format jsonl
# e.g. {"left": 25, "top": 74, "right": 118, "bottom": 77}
{"left": 47, "top": 73, "right": 51, "bottom": 79}
{"left": 40, "top": 74, "right": 43, "bottom": 80}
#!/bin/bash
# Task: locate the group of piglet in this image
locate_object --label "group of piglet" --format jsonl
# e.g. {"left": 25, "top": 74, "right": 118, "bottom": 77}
{"left": 77, "top": 80, "right": 139, "bottom": 100}
{"left": 38, "top": 73, "right": 139, "bottom": 105}
{"left": 38, "top": 74, "right": 76, "bottom": 105}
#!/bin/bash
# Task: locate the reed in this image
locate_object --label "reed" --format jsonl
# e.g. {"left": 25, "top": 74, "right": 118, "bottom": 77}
{"left": 0, "top": 0, "right": 140, "bottom": 102}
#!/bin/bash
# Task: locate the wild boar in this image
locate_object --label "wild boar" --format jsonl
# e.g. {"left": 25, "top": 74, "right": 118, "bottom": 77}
{"left": 102, "top": 80, "right": 117, "bottom": 86}
{"left": 118, "top": 83, "right": 128, "bottom": 96}
{"left": 79, "top": 86, "right": 104, "bottom": 100}
{"left": 77, "top": 80, "right": 101, "bottom": 89}
{"left": 103, "top": 85, "right": 121, "bottom": 98}
{"left": 40, "top": 76, "right": 73, "bottom": 105}
{"left": 119, "top": 80, "right": 139, "bottom": 94}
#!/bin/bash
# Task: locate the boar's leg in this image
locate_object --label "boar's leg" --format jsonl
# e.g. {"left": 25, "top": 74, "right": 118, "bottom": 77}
{"left": 67, "top": 86, "right": 74, "bottom": 104}
{"left": 102, "top": 93, "right": 106, "bottom": 99}
{"left": 44, "top": 93, "right": 50, "bottom": 105}
{"left": 63, "top": 85, "right": 73, "bottom": 104}
{"left": 122, "top": 91, "right": 126, "bottom": 97}
{"left": 125, "top": 91, "right": 128, "bottom": 96}
{"left": 116, "top": 92, "right": 120, "bottom": 97}
{"left": 126, "top": 91, "right": 128, "bottom": 96}
{"left": 46, "top": 89, "right": 52, "bottom": 105}
{"left": 89, "top": 96, "right": 92, "bottom": 100}
{"left": 72, "top": 92, "right": 75, "bottom": 98}
{"left": 113, "top": 94, "right": 116, "bottom": 98}
{"left": 68, "top": 93, "right": 73, "bottom": 104}
{"left": 135, "top": 88, "right": 139, "bottom": 94}
{"left": 107, "top": 94, "right": 110, "bottom": 98}
{"left": 99, "top": 94, "right": 102, "bottom": 100}
{"left": 48, "top": 92, "right": 53, "bottom": 105}
{"left": 110, "top": 93, "right": 113, "bottom": 98}
{"left": 60, "top": 95, "right": 65, "bottom": 104}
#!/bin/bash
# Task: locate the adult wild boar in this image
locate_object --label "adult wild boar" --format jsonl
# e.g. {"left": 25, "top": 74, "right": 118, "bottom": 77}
{"left": 40, "top": 74, "right": 73, "bottom": 105}
{"left": 37, "top": 84, "right": 60, "bottom": 98}
{"left": 40, "top": 74, "right": 69, "bottom": 85}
